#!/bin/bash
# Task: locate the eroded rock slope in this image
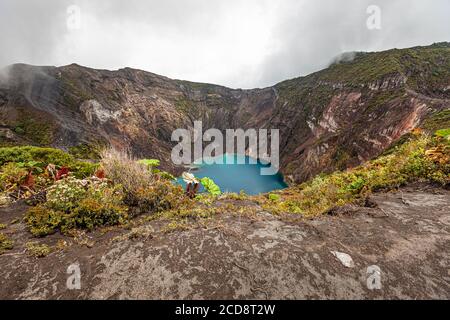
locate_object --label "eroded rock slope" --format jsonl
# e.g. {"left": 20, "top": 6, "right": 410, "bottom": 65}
{"left": 1, "top": 43, "right": 449, "bottom": 182}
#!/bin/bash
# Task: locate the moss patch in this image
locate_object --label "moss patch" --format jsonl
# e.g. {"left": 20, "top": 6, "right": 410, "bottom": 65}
{"left": 69, "top": 142, "right": 103, "bottom": 160}
{"left": 0, "top": 232, "right": 13, "bottom": 254}
{"left": 26, "top": 242, "right": 51, "bottom": 258}
{"left": 0, "top": 146, "right": 97, "bottom": 178}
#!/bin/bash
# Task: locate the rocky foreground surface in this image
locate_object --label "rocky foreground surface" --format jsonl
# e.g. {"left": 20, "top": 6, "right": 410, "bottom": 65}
{"left": 1, "top": 184, "right": 449, "bottom": 299}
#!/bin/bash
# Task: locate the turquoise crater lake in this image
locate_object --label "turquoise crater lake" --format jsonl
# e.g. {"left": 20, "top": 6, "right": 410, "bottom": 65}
{"left": 176, "top": 154, "right": 287, "bottom": 195}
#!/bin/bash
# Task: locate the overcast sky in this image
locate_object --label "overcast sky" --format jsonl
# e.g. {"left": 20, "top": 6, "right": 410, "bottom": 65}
{"left": 0, "top": 0, "right": 449, "bottom": 88}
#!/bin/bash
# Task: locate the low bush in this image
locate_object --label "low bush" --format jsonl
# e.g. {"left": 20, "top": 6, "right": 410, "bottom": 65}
{"left": 25, "top": 176, "right": 128, "bottom": 236}
{"left": 58, "top": 198, "right": 127, "bottom": 232}
{"left": 100, "top": 148, "right": 153, "bottom": 194}
{"left": 26, "top": 242, "right": 51, "bottom": 258}
{"left": 0, "top": 232, "right": 13, "bottom": 254}
{"left": 0, "top": 146, "right": 72, "bottom": 166}
{"left": 65, "top": 183, "right": 128, "bottom": 231}
{"left": 0, "top": 146, "right": 97, "bottom": 204}
{"left": 45, "top": 176, "right": 87, "bottom": 211}
{"left": 22, "top": 148, "right": 191, "bottom": 235}
{"left": 137, "top": 159, "right": 160, "bottom": 168}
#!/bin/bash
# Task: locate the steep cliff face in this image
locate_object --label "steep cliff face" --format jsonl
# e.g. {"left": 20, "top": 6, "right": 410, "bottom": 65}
{"left": 0, "top": 43, "right": 449, "bottom": 183}
{"left": 270, "top": 43, "right": 450, "bottom": 182}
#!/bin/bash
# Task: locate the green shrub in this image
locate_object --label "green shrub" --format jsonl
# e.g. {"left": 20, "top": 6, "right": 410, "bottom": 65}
{"left": 200, "top": 177, "right": 221, "bottom": 196}
{"left": 137, "top": 158, "right": 176, "bottom": 181}
{"left": 64, "top": 197, "right": 128, "bottom": 231}
{"left": 124, "top": 180, "right": 186, "bottom": 216}
{"left": 0, "top": 146, "right": 73, "bottom": 166}
{"left": 100, "top": 148, "right": 153, "bottom": 194}
{"left": 268, "top": 193, "right": 281, "bottom": 202}
{"left": 259, "top": 133, "right": 449, "bottom": 216}
{"left": 222, "top": 190, "right": 249, "bottom": 201}
{"left": 0, "top": 232, "right": 13, "bottom": 254}
{"left": 68, "top": 143, "right": 102, "bottom": 159}
{"left": 26, "top": 242, "right": 51, "bottom": 258}
{"left": 435, "top": 128, "right": 450, "bottom": 139}
{"left": 0, "top": 146, "right": 97, "bottom": 178}
{"left": 100, "top": 148, "right": 184, "bottom": 216}
{"left": 155, "top": 169, "right": 176, "bottom": 181}
{"left": 25, "top": 176, "right": 128, "bottom": 236}
{"left": 137, "top": 159, "right": 160, "bottom": 168}
{"left": 45, "top": 176, "right": 87, "bottom": 211}
{"left": 25, "top": 206, "right": 63, "bottom": 236}
{"left": 69, "top": 162, "right": 98, "bottom": 179}
{"left": 65, "top": 181, "right": 127, "bottom": 230}
{"left": 346, "top": 176, "right": 366, "bottom": 194}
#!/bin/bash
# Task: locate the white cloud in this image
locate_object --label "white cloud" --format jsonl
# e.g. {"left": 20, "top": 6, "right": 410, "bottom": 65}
{"left": 0, "top": 0, "right": 449, "bottom": 88}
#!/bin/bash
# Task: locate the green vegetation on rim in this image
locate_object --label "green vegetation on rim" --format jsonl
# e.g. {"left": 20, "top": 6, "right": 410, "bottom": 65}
{"left": 0, "top": 128, "right": 448, "bottom": 240}
{"left": 60, "top": 73, "right": 94, "bottom": 109}
{"left": 199, "top": 177, "right": 221, "bottom": 196}
{"left": 25, "top": 177, "right": 128, "bottom": 236}
{"left": 175, "top": 96, "right": 210, "bottom": 120}
{"left": 423, "top": 110, "right": 450, "bottom": 133}
{"left": 320, "top": 45, "right": 450, "bottom": 89}
{"left": 257, "top": 132, "right": 449, "bottom": 216}
{"left": 13, "top": 118, "right": 54, "bottom": 145}
{"left": 0, "top": 146, "right": 97, "bottom": 178}
{"left": 68, "top": 142, "right": 104, "bottom": 160}
{"left": 0, "top": 233, "right": 13, "bottom": 254}
{"left": 1, "top": 108, "right": 56, "bottom": 147}
{"left": 435, "top": 128, "right": 450, "bottom": 139}
{"left": 26, "top": 242, "right": 51, "bottom": 258}
{"left": 275, "top": 44, "right": 449, "bottom": 94}
{"left": 1, "top": 41, "right": 449, "bottom": 238}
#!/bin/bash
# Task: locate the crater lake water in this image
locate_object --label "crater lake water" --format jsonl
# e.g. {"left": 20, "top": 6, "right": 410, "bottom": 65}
{"left": 176, "top": 154, "right": 287, "bottom": 195}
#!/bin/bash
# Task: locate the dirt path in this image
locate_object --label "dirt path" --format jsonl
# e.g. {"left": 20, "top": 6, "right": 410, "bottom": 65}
{"left": 0, "top": 185, "right": 449, "bottom": 299}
